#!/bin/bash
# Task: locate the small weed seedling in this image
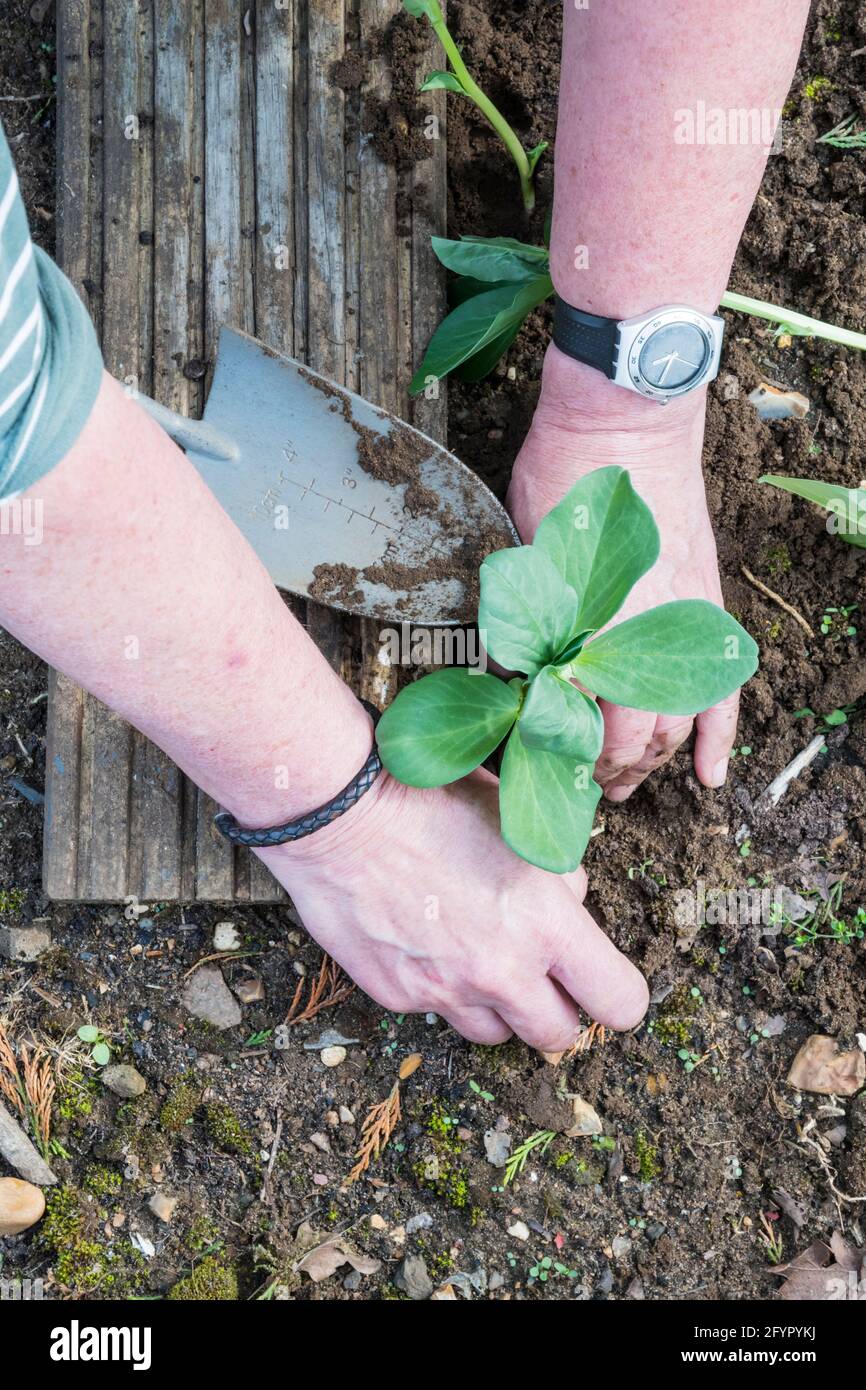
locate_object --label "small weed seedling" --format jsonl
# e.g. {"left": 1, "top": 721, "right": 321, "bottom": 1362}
{"left": 769, "top": 879, "right": 866, "bottom": 948}
{"left": 402, "top": 1, "right": 547, "bottom": 211}
{"left": 377, "top": 468, "right": 757, "bottom": 872}
{"left": 793, "top": 704, "right": 856, "bottom": 732}
{"left": 529, "top": 1254, "right": 580, "bottom": 1286}
{"left": 818, "top": 114, "right": 866, "bottom": 148}
{"left": 468, "top": 1078, "right": 495, "bottom": 1102}
{"left": 504, "top": 1130, "right": 556, "bottom": 1185}
{"left": 819, "top": 603, "right": 858, "bottom": 638}
{"left": 758, "top": 1211, "right": 785, "bottom": 1265}
{"left": 77, "top": 1024, "right": 111, "bottom": 1067}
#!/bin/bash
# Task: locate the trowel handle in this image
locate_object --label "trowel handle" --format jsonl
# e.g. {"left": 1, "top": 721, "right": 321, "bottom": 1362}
{"left": 135, "top": 394, "right": 240, "bottom": 462}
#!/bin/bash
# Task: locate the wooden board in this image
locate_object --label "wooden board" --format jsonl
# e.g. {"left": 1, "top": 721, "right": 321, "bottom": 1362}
{"left": 45, "top": 0, "right": 447, "bottom": 902}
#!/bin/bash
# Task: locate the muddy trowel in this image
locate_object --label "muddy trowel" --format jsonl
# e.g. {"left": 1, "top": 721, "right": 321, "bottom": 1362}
{"left": 137, "top": 326, "right": 518, "bottom": 625}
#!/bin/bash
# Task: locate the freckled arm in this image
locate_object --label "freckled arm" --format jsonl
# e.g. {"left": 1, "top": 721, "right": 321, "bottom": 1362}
{"left": 0, "top": 373, "right": 372, "bottom": 827}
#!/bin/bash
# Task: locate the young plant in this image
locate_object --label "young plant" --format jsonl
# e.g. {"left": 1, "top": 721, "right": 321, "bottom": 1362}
{"left": 376, "top": 467, "right": 758, "bottom": 873}
{"left": 760, "top": 475, "right": 866, "bottom": 549}
{"left": 817, "top": 114, "right": 866, "bottom": 149}
{"left": 409, "top": 236, "right": 866, "bottom": 393}
{"left": 402, "top": 0, "right": 547, "bottom": 213}
{"left": 77, "top": 1024, "right": 111, "bottom": 1067}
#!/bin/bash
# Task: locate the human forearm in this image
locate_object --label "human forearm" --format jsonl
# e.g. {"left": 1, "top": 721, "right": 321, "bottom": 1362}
{"left": 551, "top": 0, "right": 810, "bottom": 335}
{"left": 0, "top": 373, "right": 371, "bottom": 828}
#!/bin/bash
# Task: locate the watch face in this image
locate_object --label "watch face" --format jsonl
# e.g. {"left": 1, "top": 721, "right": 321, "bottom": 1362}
{"left": 638, "top": 322, "right": 710, "bottom": 391}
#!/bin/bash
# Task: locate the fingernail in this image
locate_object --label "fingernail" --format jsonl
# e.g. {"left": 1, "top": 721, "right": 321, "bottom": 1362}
{"left": 709, "top": 758, "right": 729, "bottom": 788}
{"left": 605, "top": 784, "right": 631, "bottom": 803}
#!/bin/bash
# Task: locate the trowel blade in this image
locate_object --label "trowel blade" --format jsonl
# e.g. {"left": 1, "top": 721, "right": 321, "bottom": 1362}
{"left": 188, "top": 327, "right": 518, "bottom": 625}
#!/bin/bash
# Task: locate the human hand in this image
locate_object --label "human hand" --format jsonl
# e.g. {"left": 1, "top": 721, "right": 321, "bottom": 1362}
{"left": 260, "top": 766, "right": 648, "bottom": 1050}
{"left": 508, "top": 346, "right": 742, "bottom": 804}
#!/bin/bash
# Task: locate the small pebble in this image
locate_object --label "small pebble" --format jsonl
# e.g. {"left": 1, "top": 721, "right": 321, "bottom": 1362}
{"left": 320, "top": 1045, "right": 347, "bottom": 1067}
{"left": 213, "top": 921, "right": 241, "bottom": 952}
{"left": 507, "top": 1220, "right": 530, "bottom": 1242}
{"left": 148, "top": 1192, "right": 178, "bottom": 1224}
{"left": 339, "top": 1105, "right": 355, "bottom": 1125}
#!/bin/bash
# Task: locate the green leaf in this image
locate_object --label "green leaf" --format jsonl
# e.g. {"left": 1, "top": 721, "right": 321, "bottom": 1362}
{"left": 527, "top": 140, "right": 549, "bottom": 175}
{"left": 91, "top": 1043, "right": 111, "bottom": 1066}
{"left": 409, "top": 274, "right": 551, "bottom": 394}
{"left": 479, "top": 547, "right": 579, "bottom": 678}
{"left": 499, "top": 727, "right": 601, "bottom": 873}
{"left": 77, "top": 1025, "right": 100, "bottom": 1043}
{"left": 402, "top": 0, "right": 444, "bottom": 21}
{"left": 571, "top": 600, "right": 759, "bottom": 716}
{"left": 420, "top": 71, "right": 465, "bottom": 94}
{"left": 760, "top": 474, "right": 866, "bottom": 548}
{"left": 533, "top": 467, "right": 660, "bottom": 630}
{"left": 519, "top": 667, "right": 604, "bottom": 761}
{"left": 376, "top": 668, "right": 519, "bottom": 787}
{"left": 454, "top": 318, "right": 524, "bottom": 382}
{"left": 431, "top": 235, "right": 548, "bottom": 283}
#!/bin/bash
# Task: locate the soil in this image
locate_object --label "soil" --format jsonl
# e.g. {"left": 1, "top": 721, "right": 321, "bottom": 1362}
{"left": 1, "top": 0, "right": 865, "bottom": 1305}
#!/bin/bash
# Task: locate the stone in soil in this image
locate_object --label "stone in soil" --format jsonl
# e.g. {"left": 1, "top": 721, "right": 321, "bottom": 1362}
{"left": 233, "top": 977, "right": 265, "bottom": 1004}
{"left": 0, "top": 921, "right": 51, "bottom": 961}
{"left": 0, "top": 1176, "right": 45, "bottom": 1235}
{"left": 213, "top": 921, "right": 241, "bottom": 952}
{"left": 181, "top": 966, "right": 242, "bottom": 1030}
{"left": 786, "top": 1034, "right": 866, "bottom": 1096}
{"left": 483, "top": 1127, "right": 512, "bottom": 1167}
{"left": 148, "top": 1191, "right": 178, "bottom": 1223}
{"left": 393, "top": 1253, "right": 433, "bottom": 1300}
{"left": 564, "top": 1095, "right": 604, "bottom": 1138}
{"left": 320, "top": 1045, "right": 347, "bottom": 1067}
{"left": 102, "top": 1064, "right": 147, "bottom": 1099}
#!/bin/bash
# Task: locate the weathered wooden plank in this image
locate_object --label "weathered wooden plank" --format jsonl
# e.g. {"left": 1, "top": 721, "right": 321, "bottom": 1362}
{"left": 45, "top": 0, "right": 95, "bottom": 900}
{"left": 46, "top": 0, "right": 448, "bottom": 901}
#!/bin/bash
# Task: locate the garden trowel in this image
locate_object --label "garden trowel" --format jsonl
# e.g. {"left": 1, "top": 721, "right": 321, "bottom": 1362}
{"left": 137, "top": 326, "right": 518, "bottom": 625}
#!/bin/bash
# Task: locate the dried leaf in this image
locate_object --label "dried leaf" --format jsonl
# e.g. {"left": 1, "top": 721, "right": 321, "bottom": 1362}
{"left": 399, "top": 1053, "right": 423, "bottom": 1081}
{"left": 786, "top": 1034, "right": 866, "bottom": 1096}
{"left": 294, "top": 1238, "right": 381, "bottom": 1283}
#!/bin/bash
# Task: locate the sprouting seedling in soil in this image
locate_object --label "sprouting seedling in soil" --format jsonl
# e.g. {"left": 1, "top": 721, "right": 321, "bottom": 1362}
{"left": 769, "top": 880, "right": 866, "bottom": 948}
{"left": 376, "top": 467, "right": 758, "bottom": 873}
{"left": 468, "top": 1078, "right": 495, "bottom": 1102}
{"left": 410, "top": 236, "right": 866, "bottom": 392}
{"left": 760, "top": 475, "right": 866, "bottom": 549}
{"left": 77, "top": 1024, "right": 111, "bottom": 1067}
{"left": 818, "top": 603, "right": 858, "bottom": 638}
{"left": 758, "top": 1212, "right": 785, "bottom": 1266}
{"left": 402, "top": 0, "right": 547, "bottom": 213}
{"left": 817, "top": 114, "right": 866, "bottom": 149}
{"left": 504, "top": 1129, "right": 556, "bottom": 1185}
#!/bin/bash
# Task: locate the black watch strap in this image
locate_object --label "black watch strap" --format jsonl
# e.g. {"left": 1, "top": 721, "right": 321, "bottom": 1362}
{"left": 552, "top": 296, "right": 619, "bottom": 378}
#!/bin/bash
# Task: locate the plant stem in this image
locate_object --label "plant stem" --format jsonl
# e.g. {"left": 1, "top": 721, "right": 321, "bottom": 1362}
{"left": 721, "top": 291, "right": 866, "bottom": 352}
{"left": 431, "top": 16, "right": 536, "bottom": 212}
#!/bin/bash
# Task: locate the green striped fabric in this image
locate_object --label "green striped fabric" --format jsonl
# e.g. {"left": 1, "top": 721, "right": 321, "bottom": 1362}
{"left": 0, "top": 122, "right": 103, "bottom": 499}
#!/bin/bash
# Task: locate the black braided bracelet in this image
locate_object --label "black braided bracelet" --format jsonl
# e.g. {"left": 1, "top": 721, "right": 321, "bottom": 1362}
{"left": 214, "top": 700, "right": 383, "bottom": 848}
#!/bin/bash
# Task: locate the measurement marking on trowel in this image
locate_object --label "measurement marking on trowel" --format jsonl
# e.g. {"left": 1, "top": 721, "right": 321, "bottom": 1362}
{"left": 248, "top": 475, "right": 402, "bottom": 536}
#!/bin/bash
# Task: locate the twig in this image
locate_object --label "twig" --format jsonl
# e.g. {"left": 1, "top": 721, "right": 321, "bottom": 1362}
{"left": 286, "top": 954, "right": 354, "bottom": 1026}
{"left": 343, "top": 1054, "right": 422, "bottom": 1186}
{"left": 764, "top": 734, "right": 827, "bottom": 807}
{"left": 740, "top": 565, "right": 814, "bottom": 637}
{"left": 182, "top": 949, "right": 259, "bottom": 979}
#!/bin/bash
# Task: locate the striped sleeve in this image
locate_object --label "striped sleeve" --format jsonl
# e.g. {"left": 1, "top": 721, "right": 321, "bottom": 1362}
{"left": 0, "top": 122, "right": 103, "bottom": 500}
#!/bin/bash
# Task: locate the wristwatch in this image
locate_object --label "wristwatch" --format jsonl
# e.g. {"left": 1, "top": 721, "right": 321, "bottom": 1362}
{"left": 552, "top": 297, "right": 724, "bottom": 403}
